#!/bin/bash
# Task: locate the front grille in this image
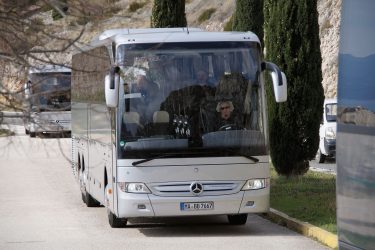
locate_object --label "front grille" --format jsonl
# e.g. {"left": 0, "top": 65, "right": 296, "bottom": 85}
{"left": 46, "top": 119, "right": 70, "bottom": 125}
{"left": 148, "top": 181, "right": 244, "bottom": 197}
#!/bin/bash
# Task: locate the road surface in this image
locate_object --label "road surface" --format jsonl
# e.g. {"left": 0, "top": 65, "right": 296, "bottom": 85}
{"left": 0, "top": 122, "right": 329, "bottom": 249}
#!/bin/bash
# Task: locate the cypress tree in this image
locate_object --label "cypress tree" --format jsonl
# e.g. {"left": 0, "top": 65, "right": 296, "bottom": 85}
{"left": 232, "top": 0, "right": 264, "bottom": 44}
{"left": 151, "top": 0, "right": 187, "bottom": 28}
{"left": 264, "top": 0, "right": 324, "bottom": 176}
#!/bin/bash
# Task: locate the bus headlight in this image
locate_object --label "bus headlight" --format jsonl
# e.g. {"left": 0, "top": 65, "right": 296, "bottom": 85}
{"left": 241, "top": 179, "right": 267, "bottom": 190}
{"left": 325, "top": 127, "right": 335, "bottom": 139}
{"left": 118, "top": 182, "right": 151, "bottom": 193}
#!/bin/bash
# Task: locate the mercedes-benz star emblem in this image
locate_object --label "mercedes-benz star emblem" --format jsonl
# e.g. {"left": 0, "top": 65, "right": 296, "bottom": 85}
{"left": 190, "top": 182, "right": 203, "bottom": 196}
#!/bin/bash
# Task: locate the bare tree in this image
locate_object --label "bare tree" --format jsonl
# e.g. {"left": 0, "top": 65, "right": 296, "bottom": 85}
{"left": 0, "top": 0, "right": 88, "bottom": 112}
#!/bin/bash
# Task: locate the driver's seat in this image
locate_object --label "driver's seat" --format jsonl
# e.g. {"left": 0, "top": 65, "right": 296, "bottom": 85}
{"left": 152, "top": 111, "right": 170, "bottom": 135}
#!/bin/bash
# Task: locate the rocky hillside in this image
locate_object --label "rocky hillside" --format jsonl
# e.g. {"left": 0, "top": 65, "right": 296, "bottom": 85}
{"left": 66, "top": 0, "right": 341, "bottom": 98}
{"left": 2, "top": 0, "right": 340, "bottom": 102}
{"left": 317, "top": 0, "right": 341, "bottom": 98}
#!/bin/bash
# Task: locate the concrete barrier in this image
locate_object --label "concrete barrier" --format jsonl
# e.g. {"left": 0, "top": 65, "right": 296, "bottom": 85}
{"left": 266, "top": 208, "right": 338, "bottom": 249}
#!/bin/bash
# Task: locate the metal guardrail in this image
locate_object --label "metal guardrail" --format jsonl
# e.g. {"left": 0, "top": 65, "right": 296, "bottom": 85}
{"left": 0, "top": 111, "right": 24, "bottom": 118}
{"left": 0, "top": 111, "right": 24, "bottom": 125}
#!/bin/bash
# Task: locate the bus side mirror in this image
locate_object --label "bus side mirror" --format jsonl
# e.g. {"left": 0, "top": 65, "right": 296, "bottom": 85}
{"left": 105, "top": 67, "right": 120, "bottom": 108}
{"left": 262, "top": 62, "right": 287, "bottom": 102}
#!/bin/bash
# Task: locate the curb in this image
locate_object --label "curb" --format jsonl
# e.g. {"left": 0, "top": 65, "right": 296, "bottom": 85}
{"left": 266, "top": 208, "right": 338, "bottom": 249}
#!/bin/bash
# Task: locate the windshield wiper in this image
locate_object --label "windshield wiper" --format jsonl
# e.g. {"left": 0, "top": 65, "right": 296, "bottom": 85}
{"left": 132, "top": 152, "right": 200, "bottom": 166}
{"left": 222, "top": 149, "right": 259, "bottom": 163}
{"left": 132, "top": 153, "right": 171, "bottom": 166}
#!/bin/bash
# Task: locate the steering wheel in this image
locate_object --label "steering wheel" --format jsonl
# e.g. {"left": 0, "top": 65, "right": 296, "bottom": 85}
{"left": 218, "top": 124, "right": 242, "bottom": 131}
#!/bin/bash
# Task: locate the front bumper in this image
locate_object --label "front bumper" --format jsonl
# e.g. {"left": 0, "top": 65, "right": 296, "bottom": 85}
{"left": 117, "top": 188, "right": 270, "bottom": 218}
{"left": 31, "top": 124, "right": 70, "bottom": 133}
{"left": 324, "top": 138, "right": 336, "bottom": 157}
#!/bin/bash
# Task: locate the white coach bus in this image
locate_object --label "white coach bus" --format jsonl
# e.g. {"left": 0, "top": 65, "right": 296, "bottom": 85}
{"left": 24, "top": 65, "right": 71, "bottom": 137}
{"left": 71, "top": 28, "right": 287, "bottom": 227}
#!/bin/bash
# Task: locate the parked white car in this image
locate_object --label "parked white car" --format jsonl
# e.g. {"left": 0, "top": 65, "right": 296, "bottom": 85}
{"left": 316, "top": 98, "right": 337, "bottom": 163}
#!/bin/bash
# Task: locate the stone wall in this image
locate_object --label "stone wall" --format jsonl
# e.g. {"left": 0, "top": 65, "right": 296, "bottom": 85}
{"left": 1, "top": 0, "right": 341, "bottom": 106}
{"left": 317, "top": 0, "right": 341, "bottom": 98}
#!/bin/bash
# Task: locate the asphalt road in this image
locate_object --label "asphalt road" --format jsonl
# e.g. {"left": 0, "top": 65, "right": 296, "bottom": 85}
{"left": 0, "top": 122, "right": 329, "bottom": 249}
{"left": 309, "top": 158, "right": 336, "bottom": 174}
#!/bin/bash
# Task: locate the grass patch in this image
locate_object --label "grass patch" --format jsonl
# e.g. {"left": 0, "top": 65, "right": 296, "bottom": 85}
{"left": 270, "top": 168, "right": 337, "bottom": 233}
{"left": 128, "top": 1, "right": 147, "bottom": 13}
{"left": 0, "top": 128, "right": 15, "bottom": 137}
{"left": 224, "top": 15, "right": 233, "bottom": 31}
{"left": 198, "top": 8, "right": 216, "bottom": 23}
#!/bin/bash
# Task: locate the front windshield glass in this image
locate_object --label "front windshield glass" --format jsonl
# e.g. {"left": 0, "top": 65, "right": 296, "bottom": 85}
{"left": 326, "top": 103, "right": 337, "bottom": 122}
{"left": 117, "top": 42, "right": 266, "bottom": 159}
{"left": 30, "top": 72, "right": 71, "bottom": 111}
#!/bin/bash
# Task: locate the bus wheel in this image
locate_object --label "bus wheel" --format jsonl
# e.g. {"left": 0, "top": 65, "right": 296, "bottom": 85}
{"left": 81, "top": 193, "right": 86, "bottom": 204}
{"left": 30, "top": 132, "right": 36, "bottom": 137}
{"left": 107, "top": 209, "right": 127, "bottom": 228}
{"left": 85, "top": 191, "right": 100, "bottom": 207}
{"left": 227, "top": 214, "right": 248, "bottom": 225}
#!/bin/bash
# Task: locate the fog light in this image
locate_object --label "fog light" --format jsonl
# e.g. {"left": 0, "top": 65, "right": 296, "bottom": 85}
{"left": 245, "top": 201, "right": 255, "bottom": 206}
{"left": 137, "top": 204, "right": 146, "bottom": 209}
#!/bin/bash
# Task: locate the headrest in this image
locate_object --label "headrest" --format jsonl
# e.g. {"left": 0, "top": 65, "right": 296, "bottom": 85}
{"left": 153, "top": 111, "right": 169, "bottom": 123}
{"left": 123, "top": 112, "right": 140, "bottom": 124}
{"left": 216, "top": 73, "right": 245, "bottom": 98}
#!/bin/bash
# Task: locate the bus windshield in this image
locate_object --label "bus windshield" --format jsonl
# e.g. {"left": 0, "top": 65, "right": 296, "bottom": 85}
{"left": 117, "top": 42, "right": 267, "bottom": 159}
{"left": 29, "top": 72, "right": 71, "bottom": 111}
{"left": 325, "top": 103, "right": 337, "bottom": 122}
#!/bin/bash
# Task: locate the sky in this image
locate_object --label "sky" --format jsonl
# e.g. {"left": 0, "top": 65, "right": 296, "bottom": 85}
{"left": 339, "top": 0, "right": 375, "bottom": 57}
{"left": 338, "top": 0, "right": 375, "bottom": 112}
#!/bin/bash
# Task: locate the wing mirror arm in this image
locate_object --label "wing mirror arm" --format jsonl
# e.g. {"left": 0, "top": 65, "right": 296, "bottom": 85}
{"left": 105, "top": 66, "right": 120, "bottom": 107}
{"left": 262, "top": 61, "right": 287, "bottom": 103}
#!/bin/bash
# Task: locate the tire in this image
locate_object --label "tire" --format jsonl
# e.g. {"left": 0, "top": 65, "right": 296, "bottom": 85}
{"left": 84, "top": 191, "right": 100, "bottom": 207}
{"left": 316, "top": 149, "right": 326, "bottom": 163}
{"left": 227, "top": 214, "right": 248, "bottom": 225}
{"left": 108, "top": 209, "right": 127, "bottom": 228}
{"left": 30, "top": 132, "right": 36, "bottom": 137}
{"left": 25, "top": 129, "right": 30, "bottom": 135}
{"left": 77, "top": 170, "right": 86, "bottom": 204}
{"left": 81, "top": 192, "right": 86, "bottom": 204}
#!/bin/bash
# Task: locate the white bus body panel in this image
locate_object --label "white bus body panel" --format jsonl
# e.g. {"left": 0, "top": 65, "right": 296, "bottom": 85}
{"left": 115, "top": 157, "right": 270, "bottom": 218}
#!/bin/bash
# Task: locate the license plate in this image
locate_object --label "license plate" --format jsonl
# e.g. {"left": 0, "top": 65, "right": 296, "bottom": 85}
{"left": 180, "top": 202, "right": 214, "bottom": 211}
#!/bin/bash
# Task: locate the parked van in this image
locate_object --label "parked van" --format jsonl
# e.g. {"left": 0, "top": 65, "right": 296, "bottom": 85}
{"left": 316, "top": 98, "right": 337, "bottom": 163}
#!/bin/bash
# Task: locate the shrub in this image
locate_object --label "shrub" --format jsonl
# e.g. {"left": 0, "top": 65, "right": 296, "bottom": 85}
{"left": 198, "top": 8, "right": 216, "bottom": 23}
{"left": 232, "top": 0, "right": 263, "bottom": 44}
{"left": 264, "top": 0, "right": 324, "bottom": 176}
{"left": 151, "top": 0, "right": 187, "bottom": 28}
{"left": 128, "top": 1, "right": 147, "bottom": 13}
{"left": 223, "top": 15, "right": 233, "bottom": 31}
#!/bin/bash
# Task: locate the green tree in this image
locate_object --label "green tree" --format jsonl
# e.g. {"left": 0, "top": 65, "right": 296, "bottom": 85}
{"left": 232, "top": 0, "right": 264, "bottom": 44}
{"left": 264, "top": 0, "right": 324, "bottom": 176}
{"left": 151, "top": 0, "right": 187, "bottom": 28}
